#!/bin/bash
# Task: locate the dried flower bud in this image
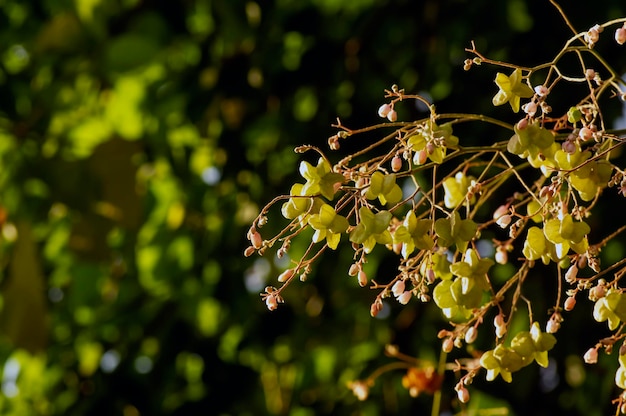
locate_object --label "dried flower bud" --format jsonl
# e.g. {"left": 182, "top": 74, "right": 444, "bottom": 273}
{"left": 584, "top": 347, "right": 598, "bottom": 364}
{"left": 378, "top": 103, "right": 391, "bottom": 118}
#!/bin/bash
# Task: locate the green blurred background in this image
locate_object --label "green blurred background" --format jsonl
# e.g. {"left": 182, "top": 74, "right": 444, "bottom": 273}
{"left": 1, "top": 0, "right": 626, "bottom": 415}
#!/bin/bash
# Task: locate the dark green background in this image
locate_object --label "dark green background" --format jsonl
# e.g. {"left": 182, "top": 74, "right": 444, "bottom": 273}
{"left": 0, "top": 0, "right": 625, "bottom": 415}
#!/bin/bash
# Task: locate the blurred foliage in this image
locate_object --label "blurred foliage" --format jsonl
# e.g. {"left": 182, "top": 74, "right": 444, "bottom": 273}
{"left": 0, "top": 0, "right": 624, "bottom": 415}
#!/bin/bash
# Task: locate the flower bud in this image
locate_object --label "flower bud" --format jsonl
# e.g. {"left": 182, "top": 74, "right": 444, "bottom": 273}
{"left": 534, "top": 85, "right": 549, "bottom": 97}
{"left": 562, "top": 140, "right": 576, "bottom": 154}
{"left": 579, "top": 127, "right": 593, "bottom": 141}
{"left": 244, "top": 246, "right": 256, "bottom": 257}
{"left": 391, "top": 155, "right": 403, "bottom": 172}
{"left": 414, "top": 149, "right": 428, "bottom": 165}
{"left": 457, "top": 386, "right": 470, "bottom": 403}
{"left": 564, "top": 296, "right": 576, "bottom": 311}
{"left": 250, "top": 230, "right": 263, "bottom": 249}
{"left": 266, "top": 294, "right": 278, "bottom": 311}
{"left": 348, "top": 263, "right": 359, "bottom": 276}
{"left": 278, "top": 268, "right": 295, "bottom": 283}
{"left": 584, "top": 347, "right": 598, "bottom": 364}
{"left": 378, "top": 103, "right": 391, "bottom": 118}
{"left": 392, "top": 280, "right": 406, "bottom": 297}
{"left": 442, "top": 337, "right": 454, "bottom": 353}
{"left": 616, "top": 27, "right": 626, "bottom": 45}
{"left": 426, "top": 268, "right": 436, "bottom": 284}
{"left": 387, "top": 109, "right": 397, "bottom": 122}
{"left": 496, "top": 214, "right": 512, "bottom": 229}
{"left": 397, "top": 291, "right": 412, "bottom": 305}
{"left": 546, "top": 317, "right": 560, "bottom": 334}
{"left": 370, "top": 300, "right": 382, "bottom": 317}
{"left": 565, "top": 264, "right": 578, "bottom": 284}
{"left": 585, "top": 68, "right": 596, "bottom": 80}
{"left": 522, "top": 101, "right": 537, "bottom": 116}
{"left": 495, "top": 247, "right": 508, "bottom": 265}
{"left": 465, "top": 327, "right": 477, "bottom": 344}
{"left": 517, "top": 118, "right": 528, "bottom": 130}
{"left": 358, "top": 270, "right": 368, "bottom": 287}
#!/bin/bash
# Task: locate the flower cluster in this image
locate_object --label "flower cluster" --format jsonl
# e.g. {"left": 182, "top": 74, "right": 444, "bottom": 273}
{"left": 245, "top": 12, "right": 626, "bottom": 415}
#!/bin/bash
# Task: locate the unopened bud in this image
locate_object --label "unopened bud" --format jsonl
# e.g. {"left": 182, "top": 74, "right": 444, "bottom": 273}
{"left": 495, "top": 246, "right": 508, "bottom": 265}
{"left": 584, "top": 347, "right": 598, "bottom": 364}
{"left": 564, "top": 296, "right": 576, "bottom": 311}
{"left": 392, "top": 280, "right": 406, "bottom": 297}
{"left": 534, "top": 85, "right": 549, "bottom": 97}
{"left": 391, "top": 155, "right": 403, "bottom": 172}
{"left": 565, "top": 264, "right": 578, "bottom": 284}
{"left": 265, "top": 294, "right": 278, "bottom": 311}
{"left": 378, "top": 103, "right": 391, "bottom": 118}
{"left": 457, "top": 386, "right": 470, "bottom": 403}
{"left": 250, "top": 231, "right": 263, "bottom": 249}
{"left": 278, "top": 268, "right": 295, "bottom": 283}
{"left": 616, "top": 27, "right": 626, "bottom": 45}
{"left": 348, "top": 263, "right": 359, "bottom": 276}
{"left": 465, "top": 327, "right": 477, "bottom": 344}
{"left": 442, "top": 337, "right": 454, "bottom": 353}
{"left": 397, "top": 291, "right": 412, "bottom": 305}
{"left": 358, "top": 270, "right": 368, "bottom": 287}
{"left": 387, "top": 109, "right": 397, "bottom": 122}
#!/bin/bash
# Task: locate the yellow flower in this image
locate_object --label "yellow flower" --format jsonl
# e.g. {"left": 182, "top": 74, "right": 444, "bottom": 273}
{"left": 492, "top": 69, "right": 533, "bottom": 112}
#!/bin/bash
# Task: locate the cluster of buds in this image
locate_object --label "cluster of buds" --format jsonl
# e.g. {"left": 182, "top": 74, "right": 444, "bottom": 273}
{"left": 378, "top": 103, "right": 397, "bottom": 122}
{"left": 392, "top": 279, "right": 413, "bottom": 305}
{"left": 494, "top": 313, "right": 507, "bottom": 338}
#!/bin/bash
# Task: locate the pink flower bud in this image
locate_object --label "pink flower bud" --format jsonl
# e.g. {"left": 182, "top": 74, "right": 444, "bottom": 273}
{"left": 546, "top": 317, "right": 560, "bottom": 334}
{"left": 616, "top": 28, "right": 626, "bottom": 45}
{"left": 278, "top": 268, "right": 295, "bottom": 283}
{"left": 244, "top": 246, "right": 256, "bottom": 257}
{"left": 496, "top": 214, "right": 512, "bottom": 229}
{"left": 266, "top": 294, "right": 278, "bottom": 311}
{"left": 442, "top": 337, "right": 454, "bottom": 353}
{"left": 534, "top": 85, "right": 549, "bottom": 97}
{"left": 387, "top": 109, "right": 397, "bottom": 122}
{"left": 348, "top": 263, "right": 359, "bottom": 276}
{"left": 414, "top": 149, "right": 428, "bottom": 165}
{"left": 579, "top": 127, "right": 593, "bottom": 141}
{"left": 585, "top": 68, "right": 596, "bottom": 80}
{"left": 378, "top": 103, "right": 391, "bottom": 118}
{"left": 517, "top": 118, "right": 528, "bottom": 130}
{"left": 522, "top": 101, "right": 537, "bottom": 116}
{"left": 584, "top": 347, "right": 598, "bottom": 364}
{"left": 465, "top": 327, "right": 477, "bottom": 344}
{"left": 397, "top": 291, "right": 412, "bottom": 305}
{"left": 358, "top": 270, "right": 368, "bottom": 287}
{"left": 392, "top": 280, "right": 406, "bottom": 297}
{"left": 250, "top": 231, "right": 263, "bottom": 249}
{"left": 564, "top": 296, "right": 576, "bottom": 311}
{"left": 391, "top": 155, "right": 403, "bottom": 172}
{"left": 492, "top": 205, "right": 509, "bottom": 220}
{"left": 562, "top": 140, "right": 576, "bottom": 154}
{"left": 457, "top": 386, "right": 470, "bottom": 403}
{"left": 565, "top": 264, "right": 578, "bottom": 284}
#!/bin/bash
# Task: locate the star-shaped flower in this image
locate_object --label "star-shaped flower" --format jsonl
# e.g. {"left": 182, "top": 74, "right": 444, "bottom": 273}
{"left": 492, "top": 68, "right": 534, "bottom": 112}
